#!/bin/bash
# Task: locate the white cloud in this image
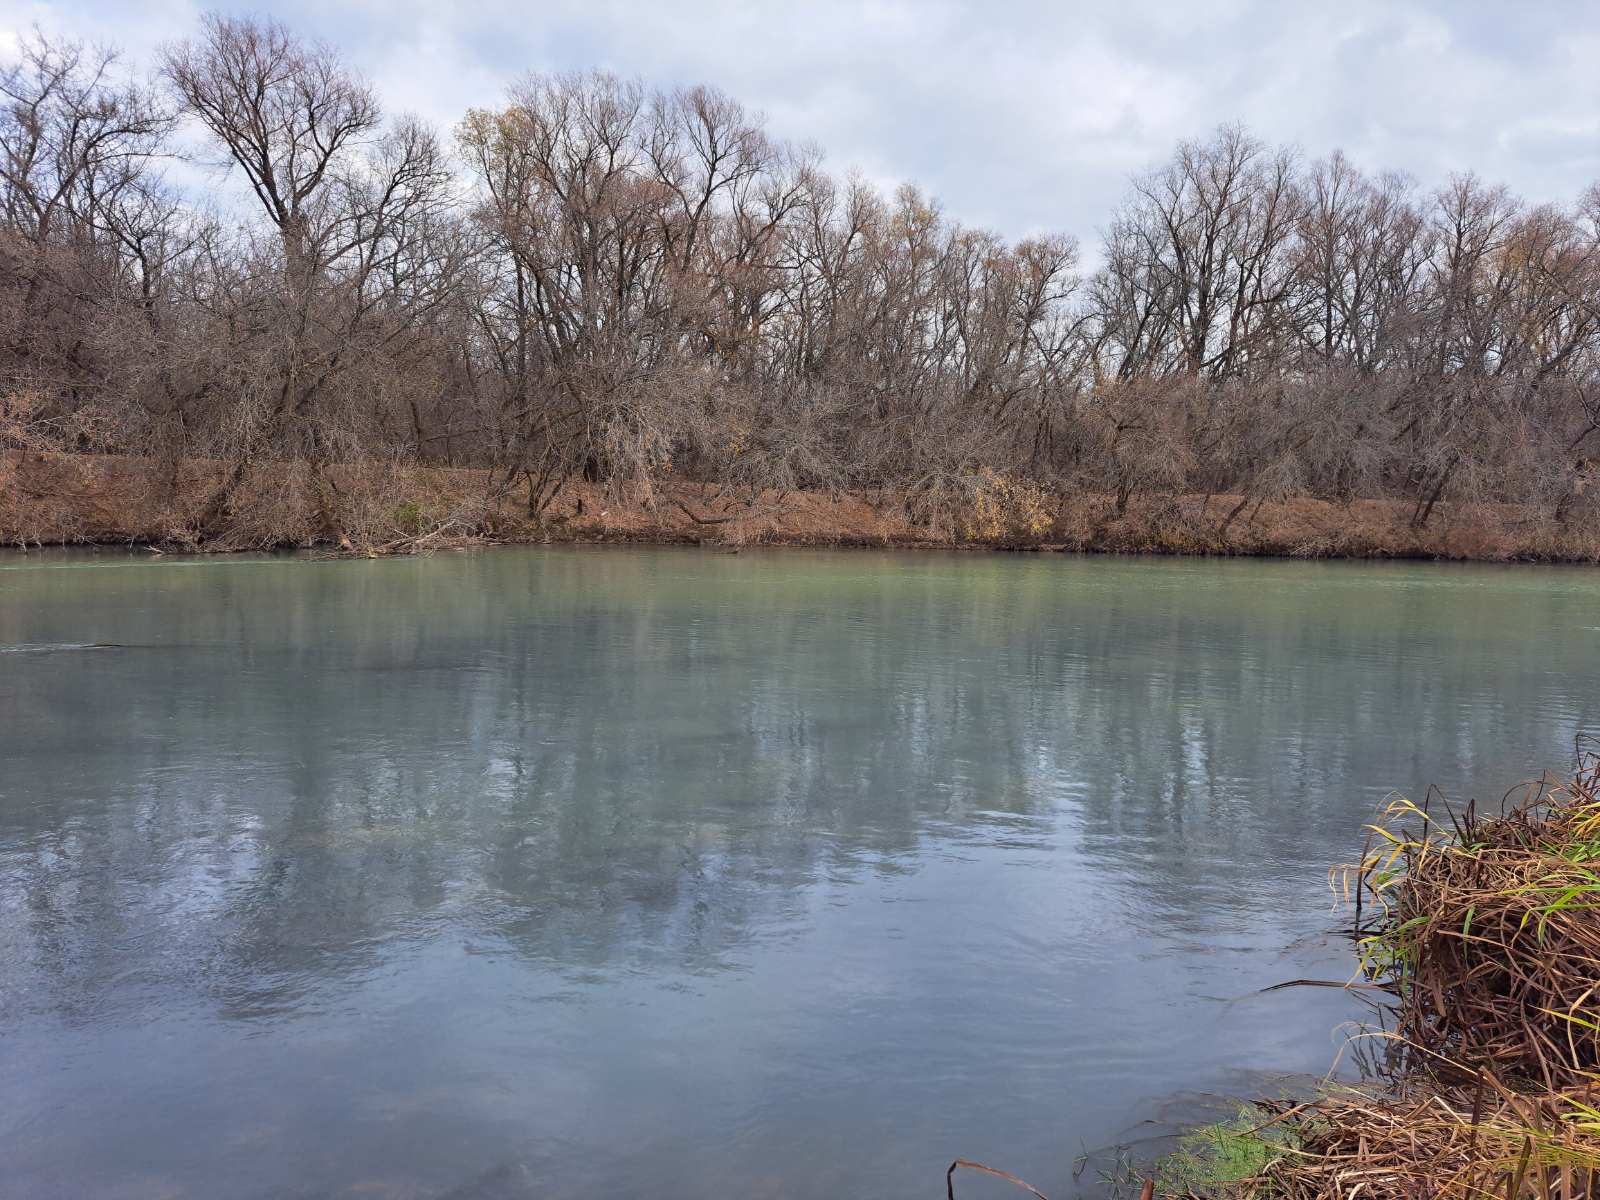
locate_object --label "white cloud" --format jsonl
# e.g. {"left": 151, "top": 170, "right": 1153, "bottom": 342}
{"left": 5, "top": 0, "right": 1599, "bottom": 245}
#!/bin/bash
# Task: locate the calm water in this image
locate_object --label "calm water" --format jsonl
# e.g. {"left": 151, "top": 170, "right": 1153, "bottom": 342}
{"left": 1, "top": 548, "right": 1596, "bottom": 1199}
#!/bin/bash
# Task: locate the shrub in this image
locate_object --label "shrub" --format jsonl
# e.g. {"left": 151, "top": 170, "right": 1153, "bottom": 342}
{"left": 958, "top": 469, "right": 1056, "bottom": 542}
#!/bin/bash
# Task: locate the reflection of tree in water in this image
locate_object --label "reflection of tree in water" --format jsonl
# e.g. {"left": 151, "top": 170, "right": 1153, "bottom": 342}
{"left": 1047, "top": 572, "right": 1597, "bottom": 932}
{"left": 1, "top": 550, "right": 1595, "bottom": 1027}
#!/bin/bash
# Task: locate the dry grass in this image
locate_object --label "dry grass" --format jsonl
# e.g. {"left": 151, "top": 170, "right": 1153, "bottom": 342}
{"left": 1349, "top": 746, "right": 1600, "bottom": 1092}
{"left": 1236, "top": 1084, "right": 1600, "bottom": 1199}
{"left": 1149, "top": 750, "right": 1600, "bottom": 1199}
{"left": 1196, "top": 748, "right": 1600, "bottom": 1199}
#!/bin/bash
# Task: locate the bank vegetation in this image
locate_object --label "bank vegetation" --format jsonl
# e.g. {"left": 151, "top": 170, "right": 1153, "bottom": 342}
{"left": 1153, "top": 745, "right": 1600, "bottom": 1199}
{"left": 3, "top": 16, "right": 1599, "bottom": 555}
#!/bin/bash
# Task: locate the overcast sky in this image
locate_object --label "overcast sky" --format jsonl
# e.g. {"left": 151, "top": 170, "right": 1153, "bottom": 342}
{"left": 5, "top": 0, "right": 1600, "bottom": 246}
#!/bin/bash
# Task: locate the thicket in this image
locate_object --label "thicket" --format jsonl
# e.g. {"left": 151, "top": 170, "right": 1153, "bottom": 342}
{"left": 3, "top": 16, "right": 1599, "bottom": 550}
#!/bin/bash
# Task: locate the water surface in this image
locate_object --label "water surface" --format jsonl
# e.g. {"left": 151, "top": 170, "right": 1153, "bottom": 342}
{"left": 1, "top": 548, "right": 1595, "bottom": 1199}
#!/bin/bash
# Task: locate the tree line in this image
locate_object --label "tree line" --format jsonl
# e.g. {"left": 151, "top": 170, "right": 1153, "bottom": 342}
{"left": 3, "top": 14, "right": 1597, "bottom": 546}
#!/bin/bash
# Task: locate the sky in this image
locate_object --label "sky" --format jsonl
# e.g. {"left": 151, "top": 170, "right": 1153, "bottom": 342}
{"left": 5, "top": 0, "right": 1600, "bottom": 248}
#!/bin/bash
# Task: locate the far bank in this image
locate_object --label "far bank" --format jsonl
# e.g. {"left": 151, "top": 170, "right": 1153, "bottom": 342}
{"left": 4, "top": 451, "right": 1599, "bottom": 564}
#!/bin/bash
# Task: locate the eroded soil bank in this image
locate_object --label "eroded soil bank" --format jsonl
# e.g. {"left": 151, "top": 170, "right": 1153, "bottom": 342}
{"left": 4, "top": 451, "right": 1600, "bottom": 562}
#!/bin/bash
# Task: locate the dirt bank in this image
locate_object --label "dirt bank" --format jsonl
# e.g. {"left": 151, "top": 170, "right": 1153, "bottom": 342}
{"left": 4, "top": 451, "right": 1599, "bottom": 563}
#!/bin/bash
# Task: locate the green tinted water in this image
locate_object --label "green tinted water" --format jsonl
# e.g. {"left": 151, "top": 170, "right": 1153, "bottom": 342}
{"left": 1, "top": 548, "right": 1595, "bottom": 1198}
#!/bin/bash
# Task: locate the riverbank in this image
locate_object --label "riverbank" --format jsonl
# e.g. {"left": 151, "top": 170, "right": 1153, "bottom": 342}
{"left": 1159, "top": 748, "right": 1600, "bottom": 1199}
{"left": 5, "top": 452, "right": 1599, "bottom": 562}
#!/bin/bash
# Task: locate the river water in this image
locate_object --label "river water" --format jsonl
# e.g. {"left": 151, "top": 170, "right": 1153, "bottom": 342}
{"left": 1, "top": 547, "right": 1595, "bottom": 1199}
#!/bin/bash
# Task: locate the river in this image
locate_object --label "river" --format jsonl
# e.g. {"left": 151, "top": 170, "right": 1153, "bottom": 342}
{"left": 1, "top": 547, "right": 1595, "bottom": 1199}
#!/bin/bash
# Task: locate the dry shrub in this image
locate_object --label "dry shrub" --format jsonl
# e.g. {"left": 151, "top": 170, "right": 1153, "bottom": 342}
{"left": 310, "top": 460, "right": 498, "bottom": 555}
{"left": 66, "top": 454, "right": 503, "bottom": 555}
{"left": 0, "top": 392, "right": 109, "bottom": 545}
{"left": 0, "top": 452, "right": 99, "bottom": 546}
{"left": 0, "top": 389, "right": 43, "bottom": 453}
{"left": 958, "top": 469, "right": 1056, "bottom": 542}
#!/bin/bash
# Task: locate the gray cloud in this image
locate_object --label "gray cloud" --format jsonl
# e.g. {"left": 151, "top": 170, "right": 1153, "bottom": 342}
{"left": 5, "top": 0, "right": 1598, "bottom": 245}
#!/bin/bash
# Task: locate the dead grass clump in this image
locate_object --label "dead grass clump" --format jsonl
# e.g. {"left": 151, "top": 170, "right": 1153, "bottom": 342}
{"left": 1349, "top": 747, "right": 1600, "bottom": 1091}
{"left": 1162, "top": 749, "right": 1600, "bottom": 1199}
{"left": 1243, "top": 1083, "right": 1600, "bottom": 1199}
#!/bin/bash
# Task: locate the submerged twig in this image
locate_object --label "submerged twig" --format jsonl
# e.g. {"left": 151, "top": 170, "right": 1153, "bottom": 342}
{"left": 945, "top": 1158, "right": 1054, "bottom": 1200}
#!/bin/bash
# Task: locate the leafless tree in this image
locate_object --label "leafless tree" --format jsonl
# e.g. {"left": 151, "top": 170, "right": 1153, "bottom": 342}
{"left": 3, "top": 10, "right": 1599, "bottom": 552}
